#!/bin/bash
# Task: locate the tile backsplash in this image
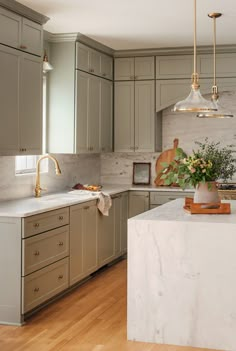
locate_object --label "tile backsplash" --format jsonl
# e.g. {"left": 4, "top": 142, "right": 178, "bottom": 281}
{"left": 0, "top": 153, "right": 100, "bottom": 201}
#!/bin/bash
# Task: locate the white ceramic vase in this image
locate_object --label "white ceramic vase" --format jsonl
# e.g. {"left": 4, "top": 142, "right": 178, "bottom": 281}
{"left": 194, "top": 181, "right": 220, "bottom": 204}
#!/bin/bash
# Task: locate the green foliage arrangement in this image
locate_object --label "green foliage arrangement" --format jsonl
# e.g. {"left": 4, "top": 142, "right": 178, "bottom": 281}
{"left": 160, "top": 138, "right": 236, "bottom": 189}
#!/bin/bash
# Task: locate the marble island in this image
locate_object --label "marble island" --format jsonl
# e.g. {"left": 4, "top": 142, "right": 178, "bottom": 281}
{"left": 128, "top": 199, "right": 236, "bottom": 351}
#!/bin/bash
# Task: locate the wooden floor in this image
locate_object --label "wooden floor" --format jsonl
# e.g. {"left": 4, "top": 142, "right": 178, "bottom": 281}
{"left": 0, "top": 259, "right": 217, "bottom": 351}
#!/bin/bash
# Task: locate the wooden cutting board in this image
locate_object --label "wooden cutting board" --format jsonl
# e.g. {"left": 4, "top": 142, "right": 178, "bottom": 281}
{"left": 154, "top": 138, "right": 179, "bottom": 186}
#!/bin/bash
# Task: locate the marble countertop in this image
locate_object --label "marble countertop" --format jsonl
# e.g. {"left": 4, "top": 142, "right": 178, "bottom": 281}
{"left": 0, "top": 184, "right": 193, "bottom": 218}
{"left": 130, "top": 198, "right": 236, "bottom": 224}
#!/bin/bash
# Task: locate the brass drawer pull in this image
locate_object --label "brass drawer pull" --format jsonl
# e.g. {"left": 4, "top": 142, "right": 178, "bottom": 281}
{"left": 58, "top": 215, "right": 64, "bottom": 220}
{"left": 58, "top": 274, "right": 63, "bottom": 280}
{"left": 58, "top": 241, "right": 64, "bottom": 246}
{"left": 20, "top": 44, "right": 27, "bottom": 50}
{"left": 34, "top": 250, "right": 40, "bottom": 256}
{"left": 34, "top": 287, "right": 39, "bottom": 292}
{"left": 83, "top": 206, "right": 89, "bottom": 210}
{"left": 34, "top": 223, "right": 40, "bottom": 228}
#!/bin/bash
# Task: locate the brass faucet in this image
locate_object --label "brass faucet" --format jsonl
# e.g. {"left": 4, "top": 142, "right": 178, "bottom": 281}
{"left": 35, "top": 154, "right": 61, "bottom": 197}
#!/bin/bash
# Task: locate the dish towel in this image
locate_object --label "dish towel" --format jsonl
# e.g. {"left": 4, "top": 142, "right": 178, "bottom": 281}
{"left": 97, "top": 192, "right": 112, "bottom": 216}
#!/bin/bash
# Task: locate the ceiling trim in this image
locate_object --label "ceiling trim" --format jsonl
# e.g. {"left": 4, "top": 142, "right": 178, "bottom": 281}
{"left": 0, "top": 0, "right": 49, "bottom": 24}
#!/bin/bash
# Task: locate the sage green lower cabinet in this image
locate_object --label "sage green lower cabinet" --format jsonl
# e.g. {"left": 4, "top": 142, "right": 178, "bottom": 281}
{"left": 98, "top": 202, "right": 115, "bottom": 267}
{"left": 69, "top": 200, "right": 98, "bottom": 286}
{"left": 98, "top": 192, "right": 128, "bottom": 267}
{"left": 128, "top": 191, "right": 150, "bottom": 218}
{"left": 0, "top": 193, "right": 129, "bottom": 325}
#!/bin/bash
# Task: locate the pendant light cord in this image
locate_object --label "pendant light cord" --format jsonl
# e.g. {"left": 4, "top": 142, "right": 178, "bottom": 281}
{"left": 213, "top": 16, "right": 216, "bottom": 87}
{"left": 192, "top": 0, "right": 199, "bottom": 89}
{"left": 193, "top": 0, "right": 197, "bottom": 75}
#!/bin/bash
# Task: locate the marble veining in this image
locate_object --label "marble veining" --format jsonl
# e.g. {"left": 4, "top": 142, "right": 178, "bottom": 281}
{"left": 128, "top": 199, "right": 236, "bottom": 351}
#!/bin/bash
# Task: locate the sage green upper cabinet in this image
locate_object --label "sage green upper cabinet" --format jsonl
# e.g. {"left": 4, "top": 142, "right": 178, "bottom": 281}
{"left": 20, "top": 53, "right": 42, "bottom": 154}
{"left": 135, "top": 57, "right": 154, "bottom": 80}
{"left": 156, "top": 55, "right": 193, "bottom": 79}
{"left": 115, "top": 57, "right": 134, "bottom": 80}
{"left": 100, "top": 79, "right": 113, "bottom": 152}
{"left": 100, "top": 53, "right": 113, "bottom": 80}
{"left": 115, "top": 56, "right": 154, "bottom": 80}
{"left": 135, "top": 80, "right": 155, "bottom": 152}
{"left": 115, "top": 80, "right": 155, "bottom": 152}
{"left": 0, "top": 7, "right": 21, "bottom": 49}
{"left": 76, "top": 42, "right": 113, "bottom": 80}
{"left": 21, "top": 18, "right": 43, "bottom": 56}
{"left": 114, "top": 81, "right": 135, "bottom": 152}
{"left": 0, "top": 45, "right": 42, "bottom": 155}
{"left": 0, "top": 6, "right": 43, "bottom": 56}
{"left": 48, "top": 41, "right": 113, "bottom": 154}
{"left": 76, "top": 71, "right": 100, "bottom": 153}
{"left": 198, "top": 53, "right": 236, "bottom": 78}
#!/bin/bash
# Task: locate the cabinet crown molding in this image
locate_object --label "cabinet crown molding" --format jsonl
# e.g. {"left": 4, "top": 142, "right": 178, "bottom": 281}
{"left": 0, "top": 0, "right": 49, "bottom": 24}
{"left": 114, "top": 44, "right": 236, "bottom": 57}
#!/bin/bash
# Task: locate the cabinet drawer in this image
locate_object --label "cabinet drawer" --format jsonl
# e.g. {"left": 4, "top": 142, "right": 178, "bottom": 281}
{"left": 22, "top": 207, "right": 69, "bottom": 238}
{"left": 150, "top": 191, "right": 193, "bottom": 205}
{"left": 22, "top": 225, "right": 69, "bottom": 276}
{"left": 22, "top": 257, "right": 69, "bottom": 313}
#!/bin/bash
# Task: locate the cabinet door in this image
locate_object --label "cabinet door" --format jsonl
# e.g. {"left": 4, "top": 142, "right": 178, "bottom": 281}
{"left": 198, "top": 53, "right": 236, "bottom": 78}
{"left": 69, "top": 204, "right": 84, "bottom": 286}
{"left": 135, "top": 56, "right": 154, "bottom": 80}
{"left": 89, "top": 49, "right": 101, "bottom": 76}
{"left": 101, "top": 54, "right": 113, "bottom": 80}
{"left": 97, "top": 203, "right": 115, "bottom": 267}
{"left": 76, "top": 42, "right": 90, "bottom": 72}
{"left": 83, "top": 203, "right": 98, "bottom": 275}
{"left": 135, "top": 80, "right": 155, "bottom": 152}
{"left": 114, "top": 81, "right": 135, "bottom": 152}
{"left": 121, "top": 192, "right": 128, "bottom": 254}
{"left": 88, "top": 75, "right": 100, "bottom": 152}
{"left": 21, "top": 18, "right": 43, "bottom": 56}
{"left": 128, "top": 191, "right": 150, "bottom": 218}
{"left": 0, "top": 7, "right": 21, "bottom": 49}
{"left": 0, "top": 45, "right": 20, "bottom": 155}
{"left": 19, "top": 53, "right": 42, "bottom": 155}
{"left": 76, "top": 70, "right": 89, "bottom": 153}
{"left": 100, "top": 79, "right": 113, "bottom": 152}
{"left": 114, "top": 57, "right": 134, "bottom": 81}
{"left": 156, "top": 55, "right": 193, "bottom": 79}
{"left": 113, "top": 196, "right": 121, "bottom": 257}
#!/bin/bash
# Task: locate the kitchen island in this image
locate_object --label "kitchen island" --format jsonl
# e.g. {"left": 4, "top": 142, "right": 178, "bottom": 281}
{"left": 128, "top": 199, "right": 236, "bottom": 351}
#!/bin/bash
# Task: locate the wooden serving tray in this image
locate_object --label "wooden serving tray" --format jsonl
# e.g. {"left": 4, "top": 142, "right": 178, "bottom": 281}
{"left": 184, "top": 197, "right": 231, "bottom": 214}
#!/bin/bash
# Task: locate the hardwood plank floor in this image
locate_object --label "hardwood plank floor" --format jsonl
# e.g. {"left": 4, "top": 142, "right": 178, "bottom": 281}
{"left": 0, "top": 259, "right": 217, "bottom": 351}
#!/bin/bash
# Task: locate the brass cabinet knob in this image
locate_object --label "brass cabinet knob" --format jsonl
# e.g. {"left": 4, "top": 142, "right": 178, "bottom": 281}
{"left": 58, "top": 274, "right": 63, "bottom": 280}
{"left": 83, "top": 206, "right": 89, "bottom": 210}
{"left": 33, "top": 223, "right": 40, "bottom": 228}
{"left": 34, "top": 250, "right": 40, "bottom": 256}
{"left": 34, "top": 287, "right": 39, "bottom": 292}
{"left": 102, "top": 73, "right": 106, "bottom": 77}
{"left": 58, "top": 241, "right": 64, "bottom": 246}
{"left": 58, "top": 215, "right": 64, "bottom": 220}
{"left": 20, "top": 44, "right": 27, "bottom": 50}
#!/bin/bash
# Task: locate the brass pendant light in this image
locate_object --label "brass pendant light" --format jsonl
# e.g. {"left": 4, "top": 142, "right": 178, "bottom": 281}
{"left": 173, "top": 0, "right": 217, "bottom": 113}
{"left": 43, "top": 50, "right": 53, "bottom": 73}
{"left": 197, "top": 13, "right": 233, "bottom": 118}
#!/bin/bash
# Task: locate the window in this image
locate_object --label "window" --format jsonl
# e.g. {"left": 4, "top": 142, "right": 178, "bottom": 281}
{"left": 15, "top": 76, "right": 48, "bottom": 175}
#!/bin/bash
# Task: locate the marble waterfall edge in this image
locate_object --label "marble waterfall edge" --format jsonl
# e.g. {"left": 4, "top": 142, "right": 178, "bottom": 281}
{"left": 127, "top": 199, "right": 236, "bottom": 351}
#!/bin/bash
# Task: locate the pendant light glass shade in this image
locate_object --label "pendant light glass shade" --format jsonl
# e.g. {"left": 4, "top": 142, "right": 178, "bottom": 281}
{"left": 43, "top": 50, "right": 53, "bottom": 73}
{"left": 197, "top": 13, "right": 233, "bottom": 118}
{"left": 173, "top": 0, "right": 216, "bottom": 113}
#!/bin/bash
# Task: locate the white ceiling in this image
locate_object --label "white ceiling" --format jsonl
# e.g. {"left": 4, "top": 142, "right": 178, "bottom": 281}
{"left": 17, "top": 0, "right": 236, "bottom": 50}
